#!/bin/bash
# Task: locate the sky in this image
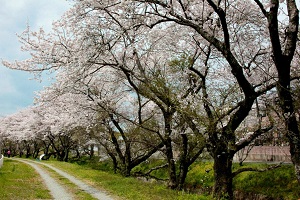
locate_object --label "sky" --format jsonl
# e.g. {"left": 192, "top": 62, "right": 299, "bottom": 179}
{"left": 0, "top": 0, "right": 72, "bottom": 117}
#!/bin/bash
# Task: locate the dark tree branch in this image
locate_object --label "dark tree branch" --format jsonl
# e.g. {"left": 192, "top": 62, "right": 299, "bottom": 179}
{"left": 206, "top": 0, "right": 230, "bottom": 48}
{"left": 133, "top": 163, "right": 169, "bottom": 181}
{"left": 232, "top": 162, "right": 282, "bottom": 178}
{"left": 131, "top": 141, "right": 164, "bottom": 167}
{"left": 253, "top": 0, "right": 268, "bottom": 17}
{"left": 235, "top": 125, "right": 273, "bottom": 152}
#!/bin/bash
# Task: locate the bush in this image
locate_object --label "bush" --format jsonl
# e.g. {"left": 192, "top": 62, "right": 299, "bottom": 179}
{"left": 233, "top": 163, "right": 300, "bottom": 199}
{"left": 185, "top": 162, "right": 214, "bottom": 194}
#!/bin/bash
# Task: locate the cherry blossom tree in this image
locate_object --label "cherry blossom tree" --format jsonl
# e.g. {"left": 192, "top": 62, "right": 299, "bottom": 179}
{"left": 36, "top": 87, "right": 99, "bottom": 161}
{"left": 9, "top": 5, "right": 206, "bottom": 186}
{"left": 34, "top": 53, "right": 167, "bottom": 174}
{"left": 79, "top": 1, "right": 275, "bottom": 198}
{"left": 72, "top": 1, "right": 295, "bottom": 198}
{"left": 0, "top": 106, "right": 45, "bottom": 158}
{"left": 3, "top": 0, "right": 299, "bottom": 199}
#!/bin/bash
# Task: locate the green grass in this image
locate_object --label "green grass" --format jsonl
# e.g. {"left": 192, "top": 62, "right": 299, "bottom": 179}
{"left": 3, "top": 157, "right": 298, "bottom": 199}
{"left": 49, "top": 159, "right": 300, "bottom": 199}
{"left": 0, "top": 158, "right": 51, "bottom": 199}
{"left": 185, "top": 161, "right": 214, "bottom": 194}
{"left": 233, "top": 163, "right": 300, "bottom": 199}
{"left": 45, "top": 160, "right": 212, "bottom": 200}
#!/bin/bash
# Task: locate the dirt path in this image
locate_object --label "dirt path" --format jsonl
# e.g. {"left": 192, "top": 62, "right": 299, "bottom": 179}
{"left": 14, "top": 158, "right": 115, "bottom": 200}
{"left": 15, "top": 159, "right": 73, "bottom": 200}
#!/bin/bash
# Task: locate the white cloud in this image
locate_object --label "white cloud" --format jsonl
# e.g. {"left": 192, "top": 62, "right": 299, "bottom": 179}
{"left": 0, "top": 0, "right": 72, "bottom": 116}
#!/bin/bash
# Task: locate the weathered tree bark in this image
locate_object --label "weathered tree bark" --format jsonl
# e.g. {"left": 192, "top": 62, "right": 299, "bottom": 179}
{"left": 110, "top": 114, "right": 133, "bottom": 177}
{"left": 160, "top": 110, "right": 177, "bottom": 189}
{"left": 164, "top": 135, "right": 177, "bottom": 189}
{"left": 213, "top": 153, "right": 233, "bottom": 199}
{"left": 177, "top": 133, "right": 205, "bottom": 190}
{"left": 206, "top": 132, "right": 234, "bottom": 200}
{"left": 47, "top": 134, "right": 61, "bottom": 160}
{"left": 105, "top": 148, "right": 118, "bottom": 174}
{"left": 177, "top": 134, "right": 189, "bottom": 190}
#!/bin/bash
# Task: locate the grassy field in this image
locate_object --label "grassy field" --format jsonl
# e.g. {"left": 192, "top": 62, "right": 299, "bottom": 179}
{"left": 1, "top": 157, "right": 300, "bottom": 199}
{"left": 46, "top": 160, "right": 211, "bottom": 200}
{"left": 0, "top": 158, "right": 210, "bottom": 200}
{"left": 0, "top": 158, "right": 51, "bottom": 199}
{"left": 233, "top": 163, "right": 300, "bottom": 199}
{"left": 46, "top": 158, "right": 300, "bottom": 199}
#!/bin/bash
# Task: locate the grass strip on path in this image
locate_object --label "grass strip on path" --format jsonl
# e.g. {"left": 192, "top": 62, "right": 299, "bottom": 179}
{"left": 32, "top": 160, "right": 115, "bottom": 200}
{"left": 39, "top": 164, "right": 98, "bottom": 200}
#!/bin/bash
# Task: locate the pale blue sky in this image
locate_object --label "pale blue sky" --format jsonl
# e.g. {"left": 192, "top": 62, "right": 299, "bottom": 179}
{"left": 0, "top": 0, "right": 71, "bottom": 116}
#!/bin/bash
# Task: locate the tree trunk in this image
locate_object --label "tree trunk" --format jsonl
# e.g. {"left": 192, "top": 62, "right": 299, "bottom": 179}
{"left": 121, "top": 165, "right": 132, "bottom": 177}
{"left": 32, "top": 142, "right": 40, "bottom": 159}
{"left": 178, "top": 163, "right": 188, "bottom": 190}
{"left": 104, "top": 147, "right": 118, "bottom": 174}
{"left": 178, "top": 134, "right": 188, "bottom": 190}
{"left": 26, "top": 145, "right": 31, "bottom": 158}
{"left": 213, "top": 152, "right": 233, "bottom": 199}
{"left": 111, "top": 155, "right": 118, "bottom": 174}
{"left": 165, "top": 136, "right": 177, "bottom": 189}
{"left": 43, "top": 141, "right": 50, "bottom": 156}
{"left": 90, "top": 144, "right": 94, "bottom": 159}
{"left": 57, "top": 151, "right": 63, "bottom": 161}
{"left": 33, "top": 148, "right": 40, "bottom": 159}
{"left": 63, "top": 149, "right": 69, "bottom": 162}
{"left": 75, "top": 149, "right": 81, "bottom": 159}
{"left": 19, "top": 150, "right": 23, "bottom": 157}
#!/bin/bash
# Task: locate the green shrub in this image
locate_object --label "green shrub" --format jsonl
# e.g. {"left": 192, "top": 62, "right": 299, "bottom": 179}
{"left": 233, "top": 163, "right": 300, "bottom": 199}
{"left": 70, "top": 156, "right": 115, "bottom": 172}
{"left": 185, "top": 161, "right": 214, "bottom": 193}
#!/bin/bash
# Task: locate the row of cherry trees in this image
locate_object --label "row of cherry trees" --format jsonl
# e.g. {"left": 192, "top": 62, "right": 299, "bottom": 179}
{"left": 1, "top": 0, "right": 299, "bottom": 199}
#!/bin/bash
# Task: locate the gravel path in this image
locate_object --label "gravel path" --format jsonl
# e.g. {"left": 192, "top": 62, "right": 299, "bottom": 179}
{"left": 14, "top": 158, "right": 115, "bottom": 200}
{"left": 15, "top": 159, "right": 73, "bottom": 200}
